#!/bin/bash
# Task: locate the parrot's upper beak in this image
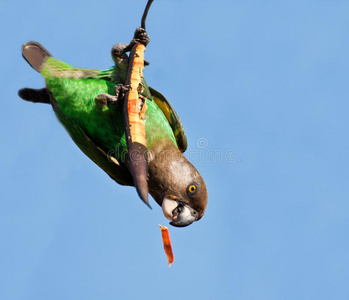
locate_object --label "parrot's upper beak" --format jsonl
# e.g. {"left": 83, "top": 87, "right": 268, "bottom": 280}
{"left": 162, "top": 197, "right": 198, "bottom": 227}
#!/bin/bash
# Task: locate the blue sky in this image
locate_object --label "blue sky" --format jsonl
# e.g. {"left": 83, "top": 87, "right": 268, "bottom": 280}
{"left": 1, "top": 0, "right": 349, "bottom": 299}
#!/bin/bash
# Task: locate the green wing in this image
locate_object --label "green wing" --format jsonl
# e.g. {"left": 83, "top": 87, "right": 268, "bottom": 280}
{"left": 68, "top": 122, "right": 134, "bottom": 187}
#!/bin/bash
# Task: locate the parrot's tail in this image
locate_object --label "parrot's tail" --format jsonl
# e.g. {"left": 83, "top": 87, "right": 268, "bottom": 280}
{"left": 18, "top": 87, "right": 51, "bottom": 104}
{"left": 22, "top": 41, "right": 52, "bottom": 73}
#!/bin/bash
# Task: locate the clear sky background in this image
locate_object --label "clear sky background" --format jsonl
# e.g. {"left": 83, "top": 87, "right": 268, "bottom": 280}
{"left": 1, "top": 0, "right": 349, "bottom": 299}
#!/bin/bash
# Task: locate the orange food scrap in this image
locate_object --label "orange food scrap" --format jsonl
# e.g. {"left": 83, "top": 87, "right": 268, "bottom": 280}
{"left": 127, "top": 43, "right": 147, "bottom": 146}
{"left": 159, "top": 225, "right": 174, "bottom": 267}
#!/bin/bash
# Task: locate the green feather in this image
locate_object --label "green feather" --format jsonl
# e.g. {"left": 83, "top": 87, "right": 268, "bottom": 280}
{"left": 40, "top": 56, "right": 177, "bottom": 179}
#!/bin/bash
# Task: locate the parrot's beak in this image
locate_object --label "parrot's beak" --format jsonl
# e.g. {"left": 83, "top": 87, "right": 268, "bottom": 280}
{"left": 162, "top": 197, "right": 178, "bottom": 220}
{"left": 162, "top": 197, "right": 198, "bottom": 227}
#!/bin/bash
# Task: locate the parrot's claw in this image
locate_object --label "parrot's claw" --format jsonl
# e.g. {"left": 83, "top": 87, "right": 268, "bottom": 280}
{"left": 95, "top": 84, "right": 130, "bottom": 109}
{"left": 125, "top": 27, "right": 150, "bottom": 53}
{"left": 114, "top": 83, "right": 130, "bottom": 101}
{"left": 133, "top": 27, "right": 150, "bottom": 47}
{"left": 111, "top": 29, "right": 150, "bottom": 67}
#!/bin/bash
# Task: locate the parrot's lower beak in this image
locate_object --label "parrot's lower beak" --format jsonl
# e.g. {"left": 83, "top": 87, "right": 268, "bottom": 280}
{"left": 162, "top": 196, "right": 198, "bottom": 227}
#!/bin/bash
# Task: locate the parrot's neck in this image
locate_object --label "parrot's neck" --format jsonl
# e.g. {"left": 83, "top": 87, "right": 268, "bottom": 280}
{"left": 147, "top": 138, "right": 179, "bottom": 166}
{"left": 147, "top": 138, "right": 185, "bottom": 205}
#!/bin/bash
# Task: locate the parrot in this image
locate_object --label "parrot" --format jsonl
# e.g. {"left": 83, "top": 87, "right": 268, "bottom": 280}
{"left": 18, "top": 40, "right": 208, "bottom": 227}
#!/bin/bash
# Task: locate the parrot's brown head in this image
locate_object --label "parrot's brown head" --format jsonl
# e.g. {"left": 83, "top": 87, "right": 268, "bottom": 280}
{"left": 147, "top": 139, "right": 207, "bottom": 227}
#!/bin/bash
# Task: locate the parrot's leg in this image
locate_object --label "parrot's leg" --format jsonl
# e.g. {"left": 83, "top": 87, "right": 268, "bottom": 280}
{"left": 96, "top": 28, "right": 150, "bottom": 108}
{"left": 95, "top": 84, "right": 130, "bottom": 109}
{"left": 18, "top": 87, "right": 50, "bottom": 104}
{"left": 112, "top": 26, "right": 150, "bottom": 62}
{"left": 111, "top": 28, "right": 150, "bottom": 65}
{"left": 114, "top": 84, "right": 131, "bottom": 100}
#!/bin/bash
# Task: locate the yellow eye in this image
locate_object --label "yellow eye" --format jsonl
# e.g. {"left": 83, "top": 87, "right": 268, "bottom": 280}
{"left": 188, "top": 185, "right": 197, "bottom": 194}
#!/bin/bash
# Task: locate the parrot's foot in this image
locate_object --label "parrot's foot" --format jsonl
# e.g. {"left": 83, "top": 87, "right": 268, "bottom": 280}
{"left": 115, "top": 28, "right": 150, "bottom": 55}
{"left": 131, "top": 27, "right": 150, "bottom": 65}
{"left": 111, "top": 43, "right": 149, "bottom": 66}
{"left": 132, "top": 27, "right": 150, "bottom": 47}
{"left": 122, "top": 27, "right": 150, "bottom": 62}
{"left": 124, "top": 27, "right": 150, "bottom": 54}
{"left": 110, "top": 28, "right": 150, "bottom": 66}
{"left": 95, "top": 84, "right": 130, "bottom": 108}
{"left": 114, "top": 83, "right": 130, "bottom": 101}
